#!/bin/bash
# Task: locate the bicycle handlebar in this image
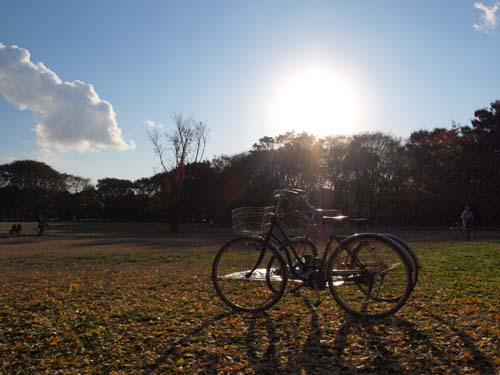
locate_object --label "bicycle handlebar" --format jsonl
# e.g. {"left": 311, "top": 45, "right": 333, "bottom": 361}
{"left": 273, "top": 187, "right": 365, "bottom": 226}
{"left": 273, "top": 187, "right": 335, "bottom": 213}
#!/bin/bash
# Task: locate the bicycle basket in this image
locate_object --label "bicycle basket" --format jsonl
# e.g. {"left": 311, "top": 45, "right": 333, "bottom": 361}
{"left": 232, "top": 206, "right": 274, "bottom": 235}
{"left": 277, "top": 209, "right": 310, "bottom": 237}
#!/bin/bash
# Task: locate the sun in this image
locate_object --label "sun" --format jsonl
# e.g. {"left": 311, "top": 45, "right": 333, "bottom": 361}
{"left": 270, "top": 65, "right": 361, "bottom": 137}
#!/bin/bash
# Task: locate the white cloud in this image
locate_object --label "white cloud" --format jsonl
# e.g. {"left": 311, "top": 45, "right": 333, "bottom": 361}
{"left": 473, "top": 1, "right": 499, "bottom": 32}
{"left": 32, "top": 147, "right": 58, "bottom": 164}
{"left": 0, "top": 43, "right": 135, "bottom": 151}
{"left": 145, "top": 119, "right": 163, "bottom": 129}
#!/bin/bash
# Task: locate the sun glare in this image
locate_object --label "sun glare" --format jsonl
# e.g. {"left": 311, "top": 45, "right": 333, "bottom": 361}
{"left": 270, "top": 65, "right": 360, "bottom": 137}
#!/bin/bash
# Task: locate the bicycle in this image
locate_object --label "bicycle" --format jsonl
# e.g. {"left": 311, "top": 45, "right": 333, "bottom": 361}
{"left": 212, "top": 189, "right": 416, "bottom": 319}
{"left": 449, "top": 222, "right": 476, "bottom": 241}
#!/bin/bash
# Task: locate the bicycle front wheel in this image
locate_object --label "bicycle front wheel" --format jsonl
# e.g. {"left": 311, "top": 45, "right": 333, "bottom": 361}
{"left": 212, "top": 237, "right": 287, "bottom": 312}
{"left": 327, "top": 234, "right": 412, "bottom": 319}
{"left": 450, "top": 226, "right": 463, "bottom": 241}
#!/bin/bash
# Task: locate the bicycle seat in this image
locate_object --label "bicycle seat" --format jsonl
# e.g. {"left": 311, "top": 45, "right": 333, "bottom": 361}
{"left": 322, "top": 216, "right": 370, "bottom": 226}
{"left": 315, "top": 208, "right": 341, "bottom": 215}
{"left": 322, "top": 215, "right": 350, "bottom": 224}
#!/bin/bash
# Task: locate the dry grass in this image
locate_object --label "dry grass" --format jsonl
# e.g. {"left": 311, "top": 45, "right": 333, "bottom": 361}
{"left": 0, "top": 222, "right": 499, "bottom": 374}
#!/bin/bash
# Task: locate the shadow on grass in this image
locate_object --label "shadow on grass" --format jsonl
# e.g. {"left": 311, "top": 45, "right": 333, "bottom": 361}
{"left": 430, "top": 313, "right": 496, "bottom": 374}
{"left": 150, "top": 303, "right": 498, "bottom": 374}
{"left": 330, "top": 313, "right": 496, "bottom": 375}
{"left": 149, "top": 311, "right": 236, "bottom": 372}
{"left": 245, "top": 312, "right": 280, "bottom": 374}
{"left": 283, "top": 299, "right": 406, "bottom": 374}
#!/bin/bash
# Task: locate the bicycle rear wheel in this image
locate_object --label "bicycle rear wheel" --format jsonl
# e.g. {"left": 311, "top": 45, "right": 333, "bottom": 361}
{"left": 212, "top": 237, "right": 287, "bottom": 312}
{"left": 327, "top": 234, "right": 412, "bottom": 319}
{"left": 382, "top": 233, "right": 419, "bottom": 290}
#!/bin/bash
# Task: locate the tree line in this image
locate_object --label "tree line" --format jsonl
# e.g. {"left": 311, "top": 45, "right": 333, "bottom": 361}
{"left": 1, "top": 101, "right": 499, "bottom": 229}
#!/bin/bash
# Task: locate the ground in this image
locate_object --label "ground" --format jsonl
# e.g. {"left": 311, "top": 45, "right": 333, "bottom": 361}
{"left": 0, "top": 222, "right": 499, "bottom": 374}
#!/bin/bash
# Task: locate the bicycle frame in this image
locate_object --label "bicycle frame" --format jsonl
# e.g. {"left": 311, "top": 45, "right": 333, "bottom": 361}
{"left": 244, "top": 214, "right": 311, "bottom": 281}
{"left": 264, "top": 215, "right": 312, "bottom": 273}
{"left": 253, "top": 212, "right": 371, "bottom": 284}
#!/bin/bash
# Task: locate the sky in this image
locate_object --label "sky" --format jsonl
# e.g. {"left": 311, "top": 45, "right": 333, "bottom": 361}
{"left": 1, "top": 0, "right": 499, "bottom": 182}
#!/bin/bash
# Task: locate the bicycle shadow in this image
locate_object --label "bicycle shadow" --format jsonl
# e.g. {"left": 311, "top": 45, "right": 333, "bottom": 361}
{"left": 149, "top": 304, "right": 497, "bottom": 374}
{"left": 278, "top": 299, "right": 496, "bottom": 374}
{"left": 148, "top": 310, "right": 280, "bottom": 374}
{"left": 428, "top": 313, "right": 496, "bottom": 374}
{"left": 278, "top": 298, "right": 402, "bottom": 374}
{"left": 285, "top": 299, "right": 344, "bottom": 374}
{"left": 149, "top": 311, "right": 235, "bottom": 372}
{"left": 244, "top": 312, "right": 280, "bottom": 374}
{"left": 324, "top": 312, "right": 496, "bottom": 375}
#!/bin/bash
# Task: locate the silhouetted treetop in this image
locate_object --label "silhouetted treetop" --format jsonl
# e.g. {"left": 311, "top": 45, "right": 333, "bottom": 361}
{"left": 0, "top": 160, "right": 65, "bottom": 191}
{"left": 2, "top": 100, "right": 500, "bottom": 226}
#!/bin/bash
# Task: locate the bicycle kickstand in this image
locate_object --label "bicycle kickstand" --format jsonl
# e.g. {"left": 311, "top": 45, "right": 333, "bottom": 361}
{"left": 313, "top": 284, "right": 322, "bottom": 307}
{"left": 290, "top": 283, "right": 305, "bottom": 295}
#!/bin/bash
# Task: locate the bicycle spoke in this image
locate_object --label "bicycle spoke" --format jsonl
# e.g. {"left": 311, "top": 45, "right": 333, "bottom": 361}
{"left": 328, "top": 235, "right": 412, "bottom": 319}
{"left": 377, "top": 262, "right": 402, "bottom": 276}
{"left": 212, "top": 237, "right": 287, "bottom": 312}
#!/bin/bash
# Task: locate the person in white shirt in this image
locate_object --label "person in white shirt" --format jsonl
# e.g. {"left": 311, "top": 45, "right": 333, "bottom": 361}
{"left": 460, "top": 206, "right": 474, "bottom": 240}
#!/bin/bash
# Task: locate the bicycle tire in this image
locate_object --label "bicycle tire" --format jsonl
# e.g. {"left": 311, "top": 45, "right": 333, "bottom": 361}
{"left": 450, "top": 226, "right": 464, "bottom": 241}
{"left": 450, "top": 226, "right": 476, "bottom": 241}
{"left": 382, "top": 233, "right": 419, "bottom": 290}
{"left": 212, "top": 236, "right": 287, "bottom": 312}
{"left": 327, "top": 233, "right": 412, "bottom": 319}
{"left": 350, "top": 237, "right": 409, "bottom": 303}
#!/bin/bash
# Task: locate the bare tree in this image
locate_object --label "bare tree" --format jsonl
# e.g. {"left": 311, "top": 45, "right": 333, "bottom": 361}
{"left": 148, "top": 114, "right": 209, "bottom": 231}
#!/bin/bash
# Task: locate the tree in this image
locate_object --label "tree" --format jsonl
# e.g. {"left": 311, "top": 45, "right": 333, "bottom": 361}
{"left": 0, "top": 160, "right": 65, "bottom": 191}
{"left": 63, "top": 174, "right": 92, "bottom": 194}
{"left": 457, "top": 100, "right": 500, "bottom": 224}
{"left": 0, "top": 160, "right": 66, "bottom": 219}
{"left": 322, "top": 133, "right": 408, "bottom": 223}
{"left": 407, "top": 126, "right": 471, "bottom": 224}
{"left": 96, "top": 178, "right": 137, "bottom": 221}
{"left": 148, "top": 114, "right": 209, "bottom": 231}
{"left": 75, "top": 187, "right": 99, "bottom": 220}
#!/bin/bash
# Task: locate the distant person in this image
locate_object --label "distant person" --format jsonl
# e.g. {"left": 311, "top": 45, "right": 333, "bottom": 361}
{"left": 460, "top": 206, "right": 474, "bottom": 240}
{"left": 38, "top": 215, "right": 46, "bottom": 236}
{"left": 9, "top": 224, "right": 22, "bottom": 234}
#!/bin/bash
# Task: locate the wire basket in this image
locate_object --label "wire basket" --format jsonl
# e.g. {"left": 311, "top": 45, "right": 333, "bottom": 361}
{"left": 273, "top": 190, "right": 312, "bottom": 237}
{"left": 232, "top": 206, "right": 274, "bottom": 235}
{"left": 277, "top": 209, "right": 310, "bottom": 237}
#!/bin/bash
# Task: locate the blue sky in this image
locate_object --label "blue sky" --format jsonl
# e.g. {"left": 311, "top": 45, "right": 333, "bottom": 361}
{"left": 1, "top": 0, "right": 499, "bottom": 182}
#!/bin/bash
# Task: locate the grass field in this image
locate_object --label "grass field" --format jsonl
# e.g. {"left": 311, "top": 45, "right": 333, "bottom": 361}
{"left": 0, "top": 222, "right": 499, "bottom": 374}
